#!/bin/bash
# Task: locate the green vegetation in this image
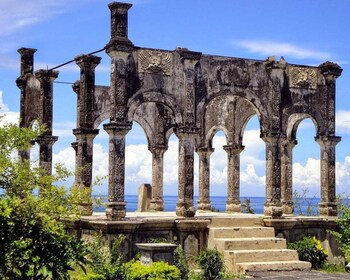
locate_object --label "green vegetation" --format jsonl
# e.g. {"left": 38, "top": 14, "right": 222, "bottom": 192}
{"left": 197, "top": 248, "right": 225, "bottom": 280}
{"left": 288, "top": 236, "right": 328, "bottom": 269}
{"left": 0, "top": 121, "right": 89, "bottom": 279}
{"left": 293, "top": 188, "right": 318, "bottom": 216}
{"left": 329, "top": 204, "right": 350, "bottom": 263}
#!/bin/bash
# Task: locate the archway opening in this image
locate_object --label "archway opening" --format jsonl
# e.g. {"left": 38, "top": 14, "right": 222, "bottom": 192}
{"left": 292, "top": 117, "right": 319, "bottom": 215}
{"left": 209, "top": 130, "right": 228, "bottom": 211}
{"left": 125, "top": 121, "right": 151, "bottom": 212}
{"left": 240, "top": 115, "right": 265, "bottom": 214}
{"left": 163, "top": 132, "right": 179, "bottom": 211}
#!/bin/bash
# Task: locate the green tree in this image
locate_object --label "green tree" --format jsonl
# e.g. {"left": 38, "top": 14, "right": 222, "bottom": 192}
{"left": 0, "top": 121, "right": 89, "bottom": 279}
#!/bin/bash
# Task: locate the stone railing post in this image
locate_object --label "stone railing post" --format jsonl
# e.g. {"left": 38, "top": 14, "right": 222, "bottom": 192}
{"left": 316, "top": 136, "right": 341, "bottom": 216}
{"left": 280, "top": 138, "right": 297, "bottom": 215}
{"left": 196, "top": 147, "right": 214, "bottom": 211}
{"left": 104, "top": 122, "right": 132, "bottom": 220}
{"left": 149, "top": 145, "right": 167, "bottom": 211}
{"left": 223, "top": 144, "right": 244, "bottom": 212}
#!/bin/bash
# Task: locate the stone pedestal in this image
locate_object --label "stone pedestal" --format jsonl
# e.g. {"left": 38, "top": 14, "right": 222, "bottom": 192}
{"left": 136, "top": 243, "right": 178, "bottom": 266}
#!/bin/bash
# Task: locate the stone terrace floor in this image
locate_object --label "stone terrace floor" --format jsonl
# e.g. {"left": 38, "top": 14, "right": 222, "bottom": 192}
{"left": 246, "top": 270, "right": 350, "bottom": 279}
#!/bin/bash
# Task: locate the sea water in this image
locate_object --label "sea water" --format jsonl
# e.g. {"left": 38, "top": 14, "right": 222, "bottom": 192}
{"left": 93, "top": 195, "right": 322, "bottom": 215}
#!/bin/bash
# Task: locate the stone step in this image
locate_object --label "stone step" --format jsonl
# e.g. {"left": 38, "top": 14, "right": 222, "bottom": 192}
{"left": 212, "top": 227, "right": 275, "bottom": 239}
{"left": 214, "top": 237, "right": 286, "bottom": 251}
{"left": 235, "top": 260, "right": 312, "bottom": 274}
{"left": 224, "top": 249, "right": 298, "bottom": 264}
{"left": 209, "top": 217, "right": 263, "bottom": 227}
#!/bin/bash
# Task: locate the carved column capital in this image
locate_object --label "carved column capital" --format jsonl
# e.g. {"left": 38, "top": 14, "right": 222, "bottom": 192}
{"left": 75, "top": 54, "right": 102, "bottom": 71}
{"left": 315, "top": 135, "right": 341, "bottom": 148}
{"left": 148, "top": 145, "right": 167, "bottom": 156}
{"left": 223, "top": 144, "right": 245, "bottom": 155}
{"left": 35, "top": 135, "right": 58, "bottom": 147}
{"left": 103, "top": 122, "right": 132, "bottom": 137}
{"left": 196, "top": 147, "right": 214, "bottom": 157}
{"left": 319, "top": 61, "right": 342, "bottom": 82}
{"left": 73, "top": 128, "right": 99, "bottom": 140}
{"left": 35, "top": 69, "right": 59, "bottom": 82}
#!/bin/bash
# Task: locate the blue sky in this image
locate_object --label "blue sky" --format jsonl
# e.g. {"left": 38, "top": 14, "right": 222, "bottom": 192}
{"left": 0, "top": 0, "right": 350, "bottom": 197}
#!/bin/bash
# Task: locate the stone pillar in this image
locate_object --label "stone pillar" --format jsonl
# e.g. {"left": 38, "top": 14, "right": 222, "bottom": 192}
{"left": 316, "top": 136, "right": 341, "bottom": 216}
{"left": 107, "top": 2, "right": 133, "bottom": 47}
{"left": 16, "top": 48, "right": 37, "bottom": 161}
{"left": 196, "top": 147, "right": 214, "bottom": 211}
{"left": 36, "top": 136, "right": 58, "bottom": 175}
{"left": 223, "top": 144, "right": 244, "bottom": 212}
{"left": 149, "top": 145, "right": 167, "bottom": 211}
{"left": 176, "top": 131, "right": 196, "bottom": 217}
{"left": 104, "top": 122, "right": 132, "bottom": 220}
{"left": 73, "top": 54, "right": 101, "bottom": 215}
{"left": 280, "top": 138, "right": 297, "bottom": 215}
{"left": 262, "top": 135, "right": 283, "bottom": 217}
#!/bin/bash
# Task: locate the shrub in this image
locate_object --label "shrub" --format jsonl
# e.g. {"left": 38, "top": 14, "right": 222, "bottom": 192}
{"left": 329, "top": 204, "right": 350, "bottom": 262}
{"left": 0, "top": 122, "right": 89, "bottom": 279}
{"left": 288, "top": 236, "right": 327, "bottom": 269}
{"left": 123, "top": 260, "right": 180, "bottom": 280}
{"left": 86, "top": 232, "right": 125, "bottom": 280}
{"left": 173, "top": 246, "right": 189, "bottom": 280}
{"left": 197, "top": 248, "right": 225, "bottom": 280}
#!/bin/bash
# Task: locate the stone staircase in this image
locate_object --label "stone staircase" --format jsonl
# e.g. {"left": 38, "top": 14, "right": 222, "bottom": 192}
{"left": 208, "top": 216, "right": 311, "bottom": 274}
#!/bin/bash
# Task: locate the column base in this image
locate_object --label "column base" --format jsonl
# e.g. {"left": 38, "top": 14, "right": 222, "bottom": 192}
{"left": 319, "top": 202, "right": 338, "bottom": 216}
{"left": 264, "top": 203, "right": 283, "bottom": 218}
{"left": 105, "top": 201, "right": 127, "bottom": 220}
{"left": 282, "top": 201, "right": 294, "bottom": 215}
{"left": 197, "top": 200, "right": 211, "bottom": 211}
{"left": 149, "top": 199, "right": 164, "bottom": 211}
{"left": 176, "top": 201, "right": 196, "bottom": 217}
{"left": 226, "top": 202, "right": 241, "bottom": 213}
{"left": 78, "top": 203, "right": 93, "bottom": 216}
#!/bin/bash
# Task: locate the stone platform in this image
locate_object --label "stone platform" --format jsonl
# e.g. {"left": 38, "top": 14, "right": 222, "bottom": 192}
{"left": 67, "top": 211, "right": 343, "bottom": 271}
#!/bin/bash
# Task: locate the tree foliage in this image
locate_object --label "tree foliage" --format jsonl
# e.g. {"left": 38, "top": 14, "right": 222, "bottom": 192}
{"left": 0, "top": 121, "right": 89, "bottom": 279}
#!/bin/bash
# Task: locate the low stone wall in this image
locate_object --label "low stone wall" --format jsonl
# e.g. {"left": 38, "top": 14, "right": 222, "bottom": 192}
{"left": 67, "top": 214, "right": 344, "bottom": 264}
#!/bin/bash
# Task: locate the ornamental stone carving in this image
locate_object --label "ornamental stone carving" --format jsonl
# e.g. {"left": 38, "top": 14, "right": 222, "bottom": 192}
{"left": 138, "top": 49, "right": 173, "bottom": 75}
{"left": 288, "top": 66, "right": 318, "bottom": 89}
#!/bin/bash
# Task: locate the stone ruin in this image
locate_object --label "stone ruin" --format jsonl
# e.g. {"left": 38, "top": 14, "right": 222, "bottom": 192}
{"left": 17, "top": 2, "right": 342, "bottom": 220}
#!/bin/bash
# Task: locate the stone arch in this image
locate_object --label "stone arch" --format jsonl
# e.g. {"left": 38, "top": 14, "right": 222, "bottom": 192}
{"left": 127, "top": 90, "right": 183, "bottom": 125}
{"left": 286, "top": 113, "right": 319, "bottom": 140}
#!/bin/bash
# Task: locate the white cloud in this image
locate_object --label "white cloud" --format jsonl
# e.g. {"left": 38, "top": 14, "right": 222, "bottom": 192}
{"left": 293, "top": 158, "right": 320, "bottom": 194}
{"left": 232, "top": 40, "right": 331, "bottom": 61}
{"left": 0, "top": 91, "right": 19, "bottom": 125}
{"left": 0, "top": 0, "right": 69, "bottom": 37}
{"left": 336, "top": 110, "right": 350, "bottom": 134}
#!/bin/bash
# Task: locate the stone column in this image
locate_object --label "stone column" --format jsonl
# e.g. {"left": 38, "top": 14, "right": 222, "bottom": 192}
{"left": 223, "top": 144, "right": 244, "bottom": 212}
{"left": 176, "top": 131, "right": 196, "bottom": 217}
{"left": 16, "top": 48, "right": 37, "bottom": 161}
{"left": 36, "top": 136, "right": 58, "bottom": 175}
{"left": 280, "top": 138, "right": 297, "bottom": 215}
{"left": 104, "top": 122, "right": 132, "bottom": 220}
{"left": 196, "top": 147, "right": 214, "bottom": 211}
{"left": 316, "top": 136, "right": 341, "bottom": 216}
{"left": 149, "top": 145, "right": 167, "bottom": 211}
{"left": 262, "top": 135, "right": 283, "bottom": 217}
{"left": 73, "top": 54, "right": 101, "bottom": 215}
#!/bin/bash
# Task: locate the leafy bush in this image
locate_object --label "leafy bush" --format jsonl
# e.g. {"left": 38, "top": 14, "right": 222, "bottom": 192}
{"left": 329, "top": 204, "right": 350, "bottom": 262}
{"left": 123, "top": 260, "right": 180, "bottom": 280}
{"left": 86, "top": 232, "right": 125, "bottom": 280}
{"left": 197, "top": 248, "right": 225, "bottom": 280}
{"left": 288, "top": 236, "right": 328, "bottom": 269}
{"left": 173, "top": 246, "right": 189, "bottom": 280}
{"left": 0, "top": 122, "right": 89, "bottom": 279}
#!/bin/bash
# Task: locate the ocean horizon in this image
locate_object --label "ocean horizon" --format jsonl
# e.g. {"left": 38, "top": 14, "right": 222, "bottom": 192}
{"left": 93, "top": 195, "right": 323, "bottom": 215}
